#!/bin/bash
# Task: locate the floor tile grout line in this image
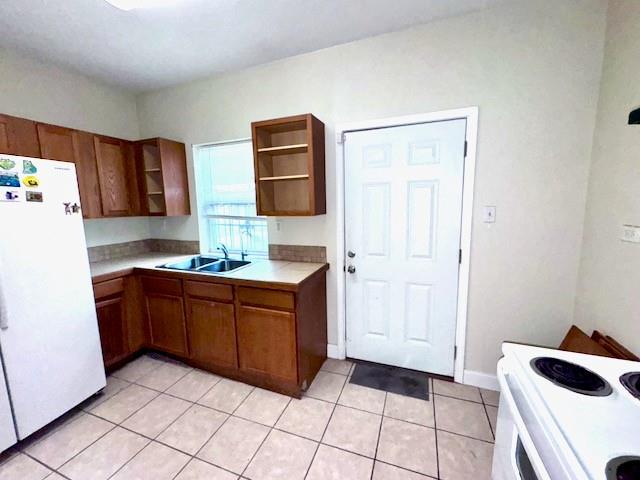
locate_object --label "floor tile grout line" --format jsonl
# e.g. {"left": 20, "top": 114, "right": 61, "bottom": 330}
{"left": 239, "top": 395, "right": 292, "bottom": 478}
{"left": 369, "top": 392, "right": 387, "bottom": 480}
{"left": 22, "top": 422, "right": 118, "bottom": 479}
{"left": 432, "top": 382, "right": 441, "bottom": 479}
{"left": 482, "top": 398, "right": 496, "bottom": 440}
{"left": 303, "top": 371, "right": 347, "bottom": 479}
{"left": 374, "top": 458, "right": 439, "bottom": 480}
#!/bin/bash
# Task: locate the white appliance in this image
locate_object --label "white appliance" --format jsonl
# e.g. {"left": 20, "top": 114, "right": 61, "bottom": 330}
{"left": 0, "top": 154, "right": 106, "bottom": 450}
{"left": 492, "top": 342, "right": 640, "bottom": 480}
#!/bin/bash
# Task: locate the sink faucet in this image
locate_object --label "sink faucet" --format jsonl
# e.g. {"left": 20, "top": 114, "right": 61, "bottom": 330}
{"left": 218, "top": 243, "right": 229, "bottom": 259}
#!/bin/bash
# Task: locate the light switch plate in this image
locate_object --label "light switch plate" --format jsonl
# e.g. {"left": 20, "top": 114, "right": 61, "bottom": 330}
{"left": 620, "top": 224, "right": 640, "bottom": 243}
{"left": 483, "top": 206, "right": 496, "bottom": 223}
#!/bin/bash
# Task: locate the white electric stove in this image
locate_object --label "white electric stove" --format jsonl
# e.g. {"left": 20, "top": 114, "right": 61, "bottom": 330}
{"left": 492, "top": 342, "right": 640, "bottom": 480}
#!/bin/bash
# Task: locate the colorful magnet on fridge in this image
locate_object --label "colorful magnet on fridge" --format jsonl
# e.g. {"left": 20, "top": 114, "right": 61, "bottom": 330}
{"left": 22, "top": 160, "right": 37, "bottom": 174}
{"left": 0, "top": 172, "right": 20, "bottom": 187}
{"left": 22, "top": 175, "right": 39, "bottom": 187}
{"left": 1, "top": 190, "right": 20, "bottom": 201}
{"left": 0, "top": 159, "right": 16, "bottom": 171}
{"left": 26, "top": 191, "right": 43, "bottom": 202}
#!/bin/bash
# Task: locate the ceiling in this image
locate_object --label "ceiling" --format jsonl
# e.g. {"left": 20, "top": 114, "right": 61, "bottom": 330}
{"left": 0, "top": 0, "right": 502, "bottom": 92}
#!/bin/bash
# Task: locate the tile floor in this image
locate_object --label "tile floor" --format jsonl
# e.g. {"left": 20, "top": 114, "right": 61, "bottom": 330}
{"left": 0, "top": 354, "right": 500, "bottom": 480}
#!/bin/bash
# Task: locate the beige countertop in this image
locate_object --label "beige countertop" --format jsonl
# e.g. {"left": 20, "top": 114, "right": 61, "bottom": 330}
{"left": 90, "top": 252, "right": 329, "bottom": 286}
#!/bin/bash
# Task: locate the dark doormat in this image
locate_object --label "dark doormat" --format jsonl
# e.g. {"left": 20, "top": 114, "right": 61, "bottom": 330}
{"left": 349, "top": 361, "right": 430, "bottom": 400}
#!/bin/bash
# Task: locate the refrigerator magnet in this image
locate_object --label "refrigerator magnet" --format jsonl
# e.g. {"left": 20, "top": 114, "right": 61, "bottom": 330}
{"left": 0, "top": 189, "right": 20, "bottom": 202}
{"left": 22, "top": 175, "right": 39, "bottom": 188}
{"left": 0, "top": 172, "right": 20, "bottom": 187}
{"left": 26, "top": 191, "right": 43, "bottom": 202}
{"left": 0, "top": 159, "right": 16, "bottom": 171}
{"left": 22, "top": 160, "right": 37, "bottom": 174}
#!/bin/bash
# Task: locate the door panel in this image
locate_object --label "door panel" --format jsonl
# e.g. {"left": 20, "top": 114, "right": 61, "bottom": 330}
{"left": 345, "top": 120, "right": 466, "bottom": 375}
{"left": 237, "top": 306, "right": 297, "bottom": 382}
{"left": 0, "top": 114, "right": 40, "bottom": 157}
{"left": 94, "top": 136, "right": 131, "bottom": 216}
{"left": 96, "top": 296, "right": 128, "bottom": 367}
{"left": 146, "top": 294, "right": 187, "bottom": 356}
{"left": 187, "top": 298, "right": 237, "bottom": 368}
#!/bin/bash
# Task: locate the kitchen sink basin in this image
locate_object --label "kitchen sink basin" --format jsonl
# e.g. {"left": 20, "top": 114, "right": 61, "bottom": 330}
{"left": 159, "top": 256, "right": 250, "bottom": 274}
{"left": 198, "top": 259, "right": 251, "bottom": 273}
{"left": 161, "top": 256, "right": 220, "bottom": 271}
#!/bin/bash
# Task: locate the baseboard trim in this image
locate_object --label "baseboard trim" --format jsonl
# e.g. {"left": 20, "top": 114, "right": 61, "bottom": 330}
{"left": 463, "top": 369, "right": 499, "bottom": 391}
{"left": 327, "top": 344, "right": 341, "bottom": 359}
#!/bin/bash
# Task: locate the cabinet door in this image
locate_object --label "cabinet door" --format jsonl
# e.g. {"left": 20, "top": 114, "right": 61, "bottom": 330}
{"left": 186, "top": 298, "right": 236, "bottom": 368}
{"left": 36, "top": 124, "right": 75, "bottom": 162}
{"left": 237, "top": 305, "right": 297, "bottom": 382}
{"left": 0, "top": 114, "right": 40, "bottom": 157}
{"left": 94, "top": 136, "right": 132, "bottom": 216}
{"left": 146, "top": 294, "right": 188, "bottom": 356}
{"left": 38, "top": 125, "right": 103, "bottom": 218}
{"left": 96, "top": 296, "right": 128, "bottom": 368}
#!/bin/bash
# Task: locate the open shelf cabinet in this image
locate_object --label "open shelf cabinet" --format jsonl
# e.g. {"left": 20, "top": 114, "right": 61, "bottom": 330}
{"left": 251, "top": 114, "right": 325, "bottom": 216}
{"left": 134, "top": 138, "right": 191, "bottom": 216}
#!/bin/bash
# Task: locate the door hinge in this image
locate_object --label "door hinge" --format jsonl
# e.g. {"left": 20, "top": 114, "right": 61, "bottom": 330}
{"left": 337, "top": 132, "right": 346, "bottom": 144}
{"left": 454, "top": 346, "right": 458, "bottom": 360}
{"left": 459, "top": 249, "right": 462, "bottom": 264}
{"left": 464, "top": 140, "right": 468, "bottom": 157}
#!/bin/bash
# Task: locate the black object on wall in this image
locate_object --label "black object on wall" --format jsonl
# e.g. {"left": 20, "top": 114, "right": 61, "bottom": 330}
{"left": 629, "top": 107, "right": 640, "bottom": 124}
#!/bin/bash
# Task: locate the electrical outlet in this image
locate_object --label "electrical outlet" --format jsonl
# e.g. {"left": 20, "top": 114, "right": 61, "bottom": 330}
{"left": 620, "top": 224, "right": 640, "bottom": 243}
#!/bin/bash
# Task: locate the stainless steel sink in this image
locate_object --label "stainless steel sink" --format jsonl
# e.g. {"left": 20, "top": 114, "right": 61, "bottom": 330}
{"left": 159, "top": 256, "right": 250, "bottom": 274}
{"left": 161, "top": 256, "right": 219, "bottom": 271}
{"left": 198, "top": 259, "right": 251, "bottom": 273}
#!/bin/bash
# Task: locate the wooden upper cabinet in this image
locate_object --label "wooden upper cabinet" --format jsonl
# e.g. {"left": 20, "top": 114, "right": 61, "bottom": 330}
{"left": 135, "top": 138, "right": 190, "bottom": 216}
{"left": 37, "top": 124, "right": 75, "bottom": 162}
{"left": 252, "top": 114, "right": 325, "bottom": 216}
{"left": 94, "top": 135, "right": 134, "bottom": 217}
{"left": 0, "top": 114, "right": 40, "bottom": 157}
{"left": 37, "top": 124, "right": 103, "bottom": 218}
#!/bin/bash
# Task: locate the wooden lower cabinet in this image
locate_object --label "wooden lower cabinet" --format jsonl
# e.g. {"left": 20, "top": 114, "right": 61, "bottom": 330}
{"left": 94, "top": 268, "right": 327, "bottom": 397}
{"left": 237, "top": 305, "right": 297, "bottom": 383}
{"left": 95, "top": 296, "right": 128, "bottom": 367}
{"left": 146, "top": 294, "right": 188, "bottom": 356}
{"left": 186, "top": 298, "right": 236, "bottom": 368}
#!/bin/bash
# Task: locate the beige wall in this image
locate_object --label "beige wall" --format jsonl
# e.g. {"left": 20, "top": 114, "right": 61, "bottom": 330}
{"left": 0, "top": 47, "right": 150, "bottom": 247}
{"left": 137, "top": 0, "right": 607, "bottom": 375}
{"left": 575, "top": 0, "right": 640, "bottom": 355}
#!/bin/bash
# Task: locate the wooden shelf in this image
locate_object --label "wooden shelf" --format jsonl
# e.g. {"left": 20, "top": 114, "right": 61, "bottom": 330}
{"left": 257, "top": 144, "right": 308, "bottom": 155}
{"left": 147, "top": 191, "right": 164, "bottom": 195}
{"left": 259, "top": 174, "right": 309, "bottom": 182}
{"left": 252, "top": 114, "right": 325, "bottom": 216}
{"left": 145, "top": 168, "right": 161, "bottom": 172}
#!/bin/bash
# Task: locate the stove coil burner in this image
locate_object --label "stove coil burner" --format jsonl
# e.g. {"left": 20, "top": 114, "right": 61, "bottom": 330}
{"left": 530, "top": 357, "right": 613, "bottom": 397}
{"left": 620, "top": 372, "right": 640, "bottom": 400}
{"left": 606, "top": 456, "right": 640, "bottom": 480}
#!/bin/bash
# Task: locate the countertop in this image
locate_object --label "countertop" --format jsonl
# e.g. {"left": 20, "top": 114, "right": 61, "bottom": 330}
{"left": 90, "top": 252, "right": 329, "bottom": 287}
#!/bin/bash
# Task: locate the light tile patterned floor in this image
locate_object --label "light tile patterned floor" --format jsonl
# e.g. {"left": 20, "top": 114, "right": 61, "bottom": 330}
{"left": 0, "top": 354, "right": 500, "bottom": 480}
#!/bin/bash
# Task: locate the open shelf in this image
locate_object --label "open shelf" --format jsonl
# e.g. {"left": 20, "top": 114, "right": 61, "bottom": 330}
{"left": 257, "top": 144, "right": 308, "bottom": 155}
{"left": 259, "top": 174, "right": 310, "bottom": 181}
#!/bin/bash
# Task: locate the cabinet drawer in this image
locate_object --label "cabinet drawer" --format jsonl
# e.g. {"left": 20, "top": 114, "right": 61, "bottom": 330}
{"left": 185, "top": 280, "right": 233, "bottom": 302}
{"left": 93, "top": 277, "right": 125, "bottom": 300}
{"left": 237, "top": 287, "right": 294, "bottom": 310}
{"left": 141, "top": 276, "right": 182, "bottom": 296}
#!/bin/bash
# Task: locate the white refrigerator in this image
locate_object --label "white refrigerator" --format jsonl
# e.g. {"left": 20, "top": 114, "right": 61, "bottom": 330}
{"left": 0, "top": 154, "right": 106, "bottom": 450}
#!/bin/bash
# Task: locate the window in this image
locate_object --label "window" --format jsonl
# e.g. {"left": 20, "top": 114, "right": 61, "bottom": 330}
{"left": 195, "top": 140, "right": 268, "bottom": 258}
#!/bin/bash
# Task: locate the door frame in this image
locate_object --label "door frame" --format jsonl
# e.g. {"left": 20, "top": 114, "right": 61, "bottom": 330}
{"left": 334, "top": 107, "right": 478, "bottom": 383}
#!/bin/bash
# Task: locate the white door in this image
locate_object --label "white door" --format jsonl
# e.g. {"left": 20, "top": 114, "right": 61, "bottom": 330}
{"left": 0, "top": 156, "right": 106, "bottom": 439}
{"left": 344, "top": 120, "right": 466, "bottom": 376}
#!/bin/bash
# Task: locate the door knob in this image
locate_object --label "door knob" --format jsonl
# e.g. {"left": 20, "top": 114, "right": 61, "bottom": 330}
{"left": 347, "top": 265, "right": 356, "bottom": 274}
{"left": 347, "top": 250, "right": 356, "bottom": 258}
